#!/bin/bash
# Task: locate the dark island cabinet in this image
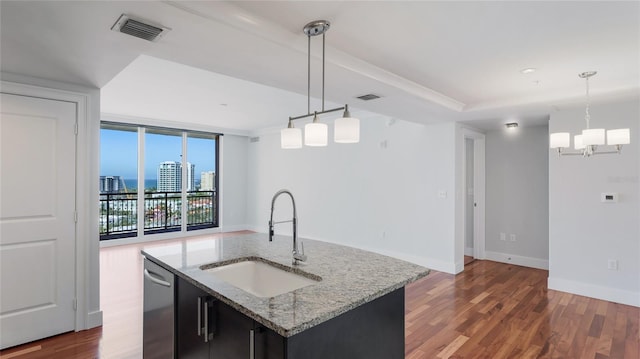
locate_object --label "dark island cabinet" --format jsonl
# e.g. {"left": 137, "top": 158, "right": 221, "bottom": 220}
{"left": 176, "top": 277, "right": 284, "bottom": 359}
{"left": 176, "top": 277, "right": 403, "bottom": 359}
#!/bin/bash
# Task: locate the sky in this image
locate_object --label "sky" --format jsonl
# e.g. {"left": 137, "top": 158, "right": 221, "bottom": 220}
{"left": 100, "top": 128, "right": 216, "bottom": 179}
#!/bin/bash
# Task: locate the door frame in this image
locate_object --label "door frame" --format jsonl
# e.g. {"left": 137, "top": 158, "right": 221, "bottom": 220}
{"left": 1, "top": 80, "right": 91, "bottom": 331}
{"left": 462, "top": 128, "right": 486, "bottom": 261}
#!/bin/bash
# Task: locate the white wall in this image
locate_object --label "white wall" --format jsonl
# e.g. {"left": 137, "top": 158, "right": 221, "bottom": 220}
{"left": 220, "top": 134, "right": 248, "bottom": 231}
{"left": 247, "top": 117, "right": 459, "bottom": 273}
{"left": 485, "top": 125, "right": 549, "bottom": 269}
{"left": 548, "top": 99, "right": 639, "bottom": 306}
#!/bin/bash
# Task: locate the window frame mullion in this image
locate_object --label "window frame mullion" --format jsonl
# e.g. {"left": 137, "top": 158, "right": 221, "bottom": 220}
{"left": 181, "top": 131, "right": 188, "bottom": 233}
{"left": 137, "top": 127, "right": 145, "bottom": 238}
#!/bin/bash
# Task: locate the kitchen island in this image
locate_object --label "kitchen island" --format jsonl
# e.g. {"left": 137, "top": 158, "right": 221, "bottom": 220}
{"left": 142, "top": 232, "right": 429, "bottom": 359}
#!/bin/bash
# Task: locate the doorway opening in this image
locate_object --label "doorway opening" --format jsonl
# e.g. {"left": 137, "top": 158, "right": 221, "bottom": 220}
{"left": 462, "top": 128, "right": 485, "bottom": 268}
{"left": 464, "top": 139, "right": 475, "bottom": 266}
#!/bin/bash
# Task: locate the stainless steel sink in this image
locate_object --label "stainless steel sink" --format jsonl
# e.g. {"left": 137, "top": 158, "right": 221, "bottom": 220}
{"left": 202, "top": 259, "right": 320, "bottom": 298}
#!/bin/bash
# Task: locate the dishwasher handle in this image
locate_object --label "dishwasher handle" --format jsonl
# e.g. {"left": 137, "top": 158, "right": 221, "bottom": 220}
{"left": 144, "top": 269, "right": 172, "bottom": 287}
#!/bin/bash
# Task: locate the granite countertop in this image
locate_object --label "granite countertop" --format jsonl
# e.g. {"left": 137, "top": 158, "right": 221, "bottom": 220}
{"left": 141, "top": 232, "right": 429, "bottom": 337}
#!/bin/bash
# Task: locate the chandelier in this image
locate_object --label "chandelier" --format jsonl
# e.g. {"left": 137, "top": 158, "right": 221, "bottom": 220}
{"left": 549, "top": 71, "right": 630, "bottom": 157}
{"left": 281, "top": 20, "right": 359, "bottom": 149}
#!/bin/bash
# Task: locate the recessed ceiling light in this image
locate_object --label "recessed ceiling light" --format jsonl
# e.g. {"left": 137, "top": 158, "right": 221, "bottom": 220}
{"left": 505, "top": 122, "right": 519, "bottom": 128}
{"left": 520, "top": 68, "right": 536, "bottom": 74}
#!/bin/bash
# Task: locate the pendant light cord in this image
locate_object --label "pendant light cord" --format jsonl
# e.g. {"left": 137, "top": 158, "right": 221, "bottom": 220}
{"left": 322, "top": 32, "right": 325, "bottom": 112}
{"left": 585, "top": 76, "right": 591, "bottom": 129}
{"left": 307, "top": 34, "right": 311, "bottom": 115}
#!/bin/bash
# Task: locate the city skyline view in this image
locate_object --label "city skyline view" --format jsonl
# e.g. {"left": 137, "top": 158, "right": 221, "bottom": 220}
{"left": 100, "top": 128, "right": 217, "bottom": 184}
{"left": 99, "top": 126, "right": 219, "bottom": 239}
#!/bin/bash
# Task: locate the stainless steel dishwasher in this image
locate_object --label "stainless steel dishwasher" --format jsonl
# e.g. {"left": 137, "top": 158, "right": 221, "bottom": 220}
{"left": 143, "top": 258, "right": 175, "bottom": 359}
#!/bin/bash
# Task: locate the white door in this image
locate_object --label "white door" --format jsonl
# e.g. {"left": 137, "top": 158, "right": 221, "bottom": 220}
{"left": 0, "top": 93, "right": 77, "bottom": 349}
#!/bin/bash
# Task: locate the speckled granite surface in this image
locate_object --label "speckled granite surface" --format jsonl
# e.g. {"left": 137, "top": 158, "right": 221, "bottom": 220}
{"left": 142, "top": 232, "right": 429, "bottom": 337}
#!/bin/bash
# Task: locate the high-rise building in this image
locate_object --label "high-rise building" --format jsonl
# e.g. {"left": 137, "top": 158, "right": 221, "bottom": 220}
{"left": 186, "top": 162, "right": 195, "bottom": 191}
{"left": 157, "top": 161, "right": 195, "bottom": 192}
{"left": 200, "top": 171, "right": 216, "bottom": 191}
{"left": 158, "top": 161, "right": 181, "bottom": 192}
{"left": 100, "top": 175, "right": 125, "bottom": 193}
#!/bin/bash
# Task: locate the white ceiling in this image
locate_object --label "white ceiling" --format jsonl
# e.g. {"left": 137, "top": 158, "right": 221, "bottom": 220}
{"left": 2, "top": 1, "right": 638, "bottom": 132}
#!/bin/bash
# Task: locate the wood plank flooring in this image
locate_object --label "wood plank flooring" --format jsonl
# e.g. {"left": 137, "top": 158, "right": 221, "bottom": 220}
{"left": 405, "top": 260, "right": 639, "bottom": 358}
{"left": 464, "top": 255, "right": 476, "bottom": 266}
{"left": 1, "top": 234, "right": 638, "bottom": 358}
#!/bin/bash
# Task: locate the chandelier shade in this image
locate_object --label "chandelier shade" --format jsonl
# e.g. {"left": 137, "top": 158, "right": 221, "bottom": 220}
{"left": 607, "top": 129, "right": 630, "bottom": 145}
{"left": 550, "top": 132, "right": 570, "bottom": 149}
{"left": 582, "top": 128, "right": 605, "bottom": 146}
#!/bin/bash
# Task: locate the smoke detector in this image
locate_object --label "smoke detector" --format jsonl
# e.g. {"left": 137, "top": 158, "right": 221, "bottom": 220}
{"left": 111, "top": 14, "right": 170, "bottom": 42}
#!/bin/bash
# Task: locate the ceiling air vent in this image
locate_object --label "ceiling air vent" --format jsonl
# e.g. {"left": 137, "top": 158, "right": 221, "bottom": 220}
{"left": 356, "top": 94, "right": 381, "bottom": 101}
{"left": 111, "top": 14, "right": 170, "bottom": 42}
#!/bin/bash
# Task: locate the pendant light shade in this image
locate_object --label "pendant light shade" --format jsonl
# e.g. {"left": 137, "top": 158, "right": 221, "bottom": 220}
{"left": 334, "top": 117, "right": 360, "bottom": 143}
{"left": 549, "top": 132, "right": 570, "bottom": 149}
{"left": 281, "top": 127, "right": 302, "bottom": 149}
{"left": 305, "top": 114, "right": 328, "bottom": 146}
{"left": 582, "top": 128, "right": 605, "bottom": 145}
{"left": 607, "top": 129, "right": 630, "bottom": 145}
{"left": 334, "top": 105, "right": 360, "bottom": 143}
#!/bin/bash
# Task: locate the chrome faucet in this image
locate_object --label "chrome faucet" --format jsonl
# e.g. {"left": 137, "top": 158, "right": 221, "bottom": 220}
{"left": 269, "top": 189, "right": 307, "bottom": 265}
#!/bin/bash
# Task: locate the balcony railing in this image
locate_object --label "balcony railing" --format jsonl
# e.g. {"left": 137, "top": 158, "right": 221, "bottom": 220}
{"left": 99, "top": 190, "right": 218, "bottom": 240}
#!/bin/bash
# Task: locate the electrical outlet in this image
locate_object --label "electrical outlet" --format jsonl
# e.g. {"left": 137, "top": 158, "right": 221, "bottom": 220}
{"left": 607, "top": 260, "right": 619, "bottom": 271}
{"left": 500, "top": 233, "right": 506, "bottom": 241}
{"left": 510, "top": 234, "right": 516, "bottom": 242}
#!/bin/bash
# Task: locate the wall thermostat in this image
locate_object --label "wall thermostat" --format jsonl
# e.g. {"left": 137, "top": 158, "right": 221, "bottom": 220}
{"left": 601, "top": 193, "right": 618, "bottom": 203}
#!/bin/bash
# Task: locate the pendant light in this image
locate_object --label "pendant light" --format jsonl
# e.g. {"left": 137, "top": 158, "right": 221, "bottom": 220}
{"left": 281, "top": 20, "right": 360, "bottom": 149}
{"left": 550, "top": 71, "right": 631, "bottom": 157}
{"left": 334, "top": 105, "right": 360, "bottom": 143}
{"left": 305, "top": 112, "right": 328, "bottom": 146}
{"left": 281, "top": 118, "right": 302, "bottom": 149}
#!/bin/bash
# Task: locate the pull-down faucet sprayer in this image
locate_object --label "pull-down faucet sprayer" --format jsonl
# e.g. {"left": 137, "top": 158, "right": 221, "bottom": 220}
{"left": 269, "top": 189, "right": 306, "bottom": 265}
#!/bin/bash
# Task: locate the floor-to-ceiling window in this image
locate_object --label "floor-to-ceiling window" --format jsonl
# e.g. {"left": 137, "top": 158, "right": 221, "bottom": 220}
{"left": 99, "top": 122, "right": 219, "bottom": 241}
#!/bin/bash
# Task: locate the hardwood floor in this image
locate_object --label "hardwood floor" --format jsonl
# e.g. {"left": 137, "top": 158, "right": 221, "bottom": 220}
{"left": 464, "top": 255, "right": 476, "bottom": 266}
{"left": 1, "top": 236, "right": 638, "bottom": 359}
{"left": 405, "top": 260, "right": 639, "bottom": 358}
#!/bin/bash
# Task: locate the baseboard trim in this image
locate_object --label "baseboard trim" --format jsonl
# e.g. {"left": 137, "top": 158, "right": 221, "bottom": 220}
{"left": 454, "top": 260, "right": 464, "bottom": 274}
{"left": 220, "top": 224, "right": 250, "bottom": 232}
{"left": 246, "top": 225, "right": 263, "bottom": 233}
{"left": 548, "top": 277, "right": 640, "bottom": 307}
{"left": 485, "top": 251, "right": 549, "bottom": 270}
{"left": 86, "top": 310, "right": 103, "bottom": 329}
{"left": 297, "top": 235, "right": 457, "bottom": 274}
{"left": 464, "top": 247, "right": 474, "bottom": 256}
